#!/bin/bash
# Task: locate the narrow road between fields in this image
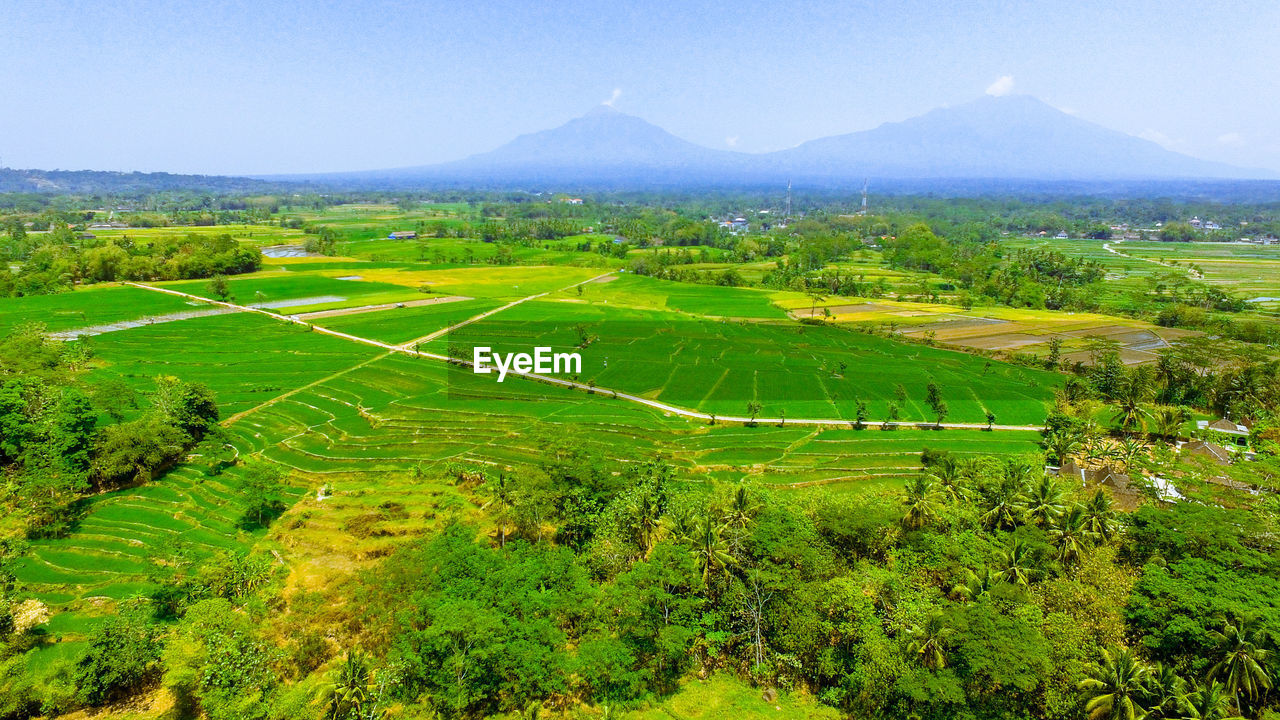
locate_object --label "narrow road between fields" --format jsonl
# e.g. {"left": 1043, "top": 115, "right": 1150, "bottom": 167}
{"left": 121, "top": 280, "right": 1046, "bottom": 432}
{"left": 1103, "top": 241, "right": 1202, "bottom": 278}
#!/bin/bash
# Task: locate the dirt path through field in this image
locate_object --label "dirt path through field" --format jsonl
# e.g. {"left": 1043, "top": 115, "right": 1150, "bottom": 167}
{"left": 121, "top": 279, "right": 1046, "bottom": 432}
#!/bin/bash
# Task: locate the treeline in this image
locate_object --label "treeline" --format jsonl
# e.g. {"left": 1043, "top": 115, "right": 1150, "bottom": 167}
{"left": 0, "top": 225, "right": 261, "bottom": 297}
{"left": 0, "top": 325, "right": 220, "bottom": 538}
{"left": 16, "top": 442, "right": 1275, "bottom": 720}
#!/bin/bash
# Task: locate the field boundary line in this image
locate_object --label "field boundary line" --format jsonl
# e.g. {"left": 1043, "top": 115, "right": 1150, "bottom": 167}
{"left": 396, "top": 270, "right": 617, "bottom": 349}
{"left": 120, "top": 281, "right": 1045, "bottom": 432}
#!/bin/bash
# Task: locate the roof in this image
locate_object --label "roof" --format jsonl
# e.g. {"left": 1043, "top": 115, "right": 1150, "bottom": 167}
{"left": 1198, "top": 418, "right": 1249, "bottom": 435}
{"left": 1184, "top": 440, "right": 1231, "bottom": 465}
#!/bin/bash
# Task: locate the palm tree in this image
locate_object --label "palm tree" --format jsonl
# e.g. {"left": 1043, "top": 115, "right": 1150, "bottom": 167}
{"left": 723, "top": 485, "right": 759, "bottom": 530}
{"left": 659, "top": 504, "right": 698, "bottom": 544}
{"left": 907, "top": 612, "right": 953, "bottom": 669}
{"left": 1050, "top": 504, "right": 1091, "bottom": 567}
{"left": 950, "top": 566, "right": 997, "bottom": 603}
{"left": 1045, "top": 427, "right": 1084, "bottom": 466}
{"left": 1019, "top": 475, "right": 1067, "bottom": 526}
{"left": 1113, "top": 377, "right": 1153, "bottom": 436}
{"left": 1181, "top": 680, "right": 1243, "bottom": 720}
{"left": 1115, "top": 437, "right": 1148, "bottom": 471}
{"left": 902, "top": 474, "right": 943, "bottom": 530}
{"left": 1079, "top": 646, "right": 1149, "bottom": 720}
{"left": 481, "top": 473, "right": 515, "bottom": 547}
{"left": 1208, "top": 615, "right": 1272, "bottom": 712}
{"left": 1152, "top": 406, "right": 1189, "bottom": 441}
{"left": 691, "top": 511, "right": 734, "bottom": 583}
{"left": 1143, "top": 661, "right": 1187, "bottom": 720}
{"left": 928, "top": 457, "right": 968, "bottom": 503}
{"left": 327, "top": 651, "right": 372, "bottom": 720}
{"left": 998, "top": 537, "right": 1036, "bottom": 587}
{"left": 1083, "top": 488, "right": 1119, "bottom": 543}
{"left": 633, "top": 492, "right": 662, "bottom": 553}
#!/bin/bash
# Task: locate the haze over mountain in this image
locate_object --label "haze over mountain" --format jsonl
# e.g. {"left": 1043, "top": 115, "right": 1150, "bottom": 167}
{"left": 325, "top": 95, "right": 1274, "bottom": 187}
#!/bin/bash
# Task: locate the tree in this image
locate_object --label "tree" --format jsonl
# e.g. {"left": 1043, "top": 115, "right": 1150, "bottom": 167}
{"left": 1208, "top": 615, "right": 1272, "bottom": 712}
{"left": 1049, "top": 504, "right": 1091, "bottom": 567}
{"left": 926, "top": 382, "right": 949, "bottom": 426}
{"left": 206, "top": 274, "right": 233, "bottom": 302}
{"left": 1082, "top": 489, "right": 1119, "bottom": 543}
{"left": 986, "top": 409, "right": 997, "bottom": 430}
{"left": 998, "top": 537, "right": 1037, "bottom": 586}
{"left": 327, "top": 650, "right": 373, "bottom": 720}
{"left": 907, "top": 612, "right": 953, "bottom": 669}
{"left": 690, "top": 510, "right": 733, "bottom": 583}
{"left": 745, "top": 401, "right": 761, "bottom": 426}
{"left": 1079, "top": 646, "right": 1149, "bottom": 720}
{"left": 1181, "top": 680, "right": 1242, "bottom": 720}
{"left": 241, "top": 462, "right": 286, "bottom": 527}
{"left": 902, "top": 474, "right": 943, "bottom": 530}
{"left": 73, "top": 601, "right": 161, "bottom": 706}
{"left": 854, "top": 399, "right": 868, "bottom": 430}
{"left": 1019, "top": 475, "right": 1067, "bottom": 527}
{"left": 1152, "top": 406, "right": 1189, "bottom": 441}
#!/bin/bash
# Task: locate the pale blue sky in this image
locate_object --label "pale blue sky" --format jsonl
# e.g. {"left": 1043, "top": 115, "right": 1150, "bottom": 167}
{"left": 2, "top": 0, "right": 1277, "bottom": 175}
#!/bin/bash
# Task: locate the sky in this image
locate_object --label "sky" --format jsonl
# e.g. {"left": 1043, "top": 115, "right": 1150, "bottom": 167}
{"left": 2, "top": 0, "right": 1278, "bottom": 175}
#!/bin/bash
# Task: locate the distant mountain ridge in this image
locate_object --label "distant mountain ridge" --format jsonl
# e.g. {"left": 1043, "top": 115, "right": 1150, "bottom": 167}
{"left": 325, "top": 95, "right": 1274, "bottom": 186}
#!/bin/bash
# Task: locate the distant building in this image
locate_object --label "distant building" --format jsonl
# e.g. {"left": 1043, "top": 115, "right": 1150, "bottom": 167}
{"left": 388, "top": 231, "right": 417, "bottom": 240}
{"left": 1197, "top": 418, "right": 1250, "bottom": 437}
{"left": 1054, "top": 231, "right": 1069, "bottom": 239}
{"left": 1183, "top": 439, "right": 1232, "bottom": 465}
{"left": 560, "top": 197, "right": 584, "bottom": 205}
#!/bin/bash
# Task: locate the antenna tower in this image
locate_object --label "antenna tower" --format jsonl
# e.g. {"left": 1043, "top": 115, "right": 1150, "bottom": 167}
{"left": 785, "top": 179, "right": 792, "bottom": 222}
{"left": 859, "top": 179, "right": 868, "bottom": 215}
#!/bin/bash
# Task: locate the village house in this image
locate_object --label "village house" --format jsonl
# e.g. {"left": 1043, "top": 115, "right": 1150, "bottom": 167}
{"left": 388, "top": 230, "right": 418, "bottom": 240}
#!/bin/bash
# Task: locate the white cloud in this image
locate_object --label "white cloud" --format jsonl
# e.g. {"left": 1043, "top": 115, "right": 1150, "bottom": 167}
{"left": 602, "top": 88, "right": 622, "bottom": 107}
{"left": 1217, "top": 132, "right": 1244, "bottom": 146}
{"left": 725, "top": 135, "right": 740, "bottom": 147}
{"left": 985, "top": 75, "right": 1015, "bottom": 97}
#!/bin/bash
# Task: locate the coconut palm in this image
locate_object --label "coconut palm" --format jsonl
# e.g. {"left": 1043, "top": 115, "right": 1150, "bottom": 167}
{"left": 1208, "top": 615, "right": 1272, "bottom": 711}
{"left": 1045, "top": 427, "right": 1085, "bottom": 466}
{"left": 907, "top": 612, "right": 953, "bottom": 670}
{"left": 927, "top": 456, "right": 969, "bottom": 503}
{"left": 1143, "top": 661, "right": 1187, "bottom": 719}
{"left": 1079, "top": 646, "right": 1149, "bottom": 720}
{"left": 327, "top": 650, "right": 372, "bottom": 720}
{"left": 1019, "top": 475, "right": 1067, "bottom": 526}
{"left": 1181, "top": 680, "right": 1243, "bottom": 720}
{"left": 481, "top": 473, "right": 515, "bottom": 547}
{"left": 1113, "top": 376, "right": 1153, "bottom": 436}
{"left": 723, "top": 485, "right": 759, "bottom": 530}
{"left": 691, "top": 511, "right": 734, "bottom": 583}
{"left": 1115, "top": 437, "right": 1149, "bottom": 471}
{"left": 633, "top": 492, "right": 662, "bottom": 553}
{"left": 659, "top": 504, "right": 698, "bottom": 544}
{"left": 1083, "top": 488, "right": 1119, "bottom": 543}
{"left": 1151, "top": 406, "right": 1189, "bottom": 441}
{"left": 998, "top": 537, "right": 1036, "bottom": 587}
{"left": 950, "top": 566, "right": 997, "bottom": 603}
{"left": 1050, "top": 504, "right": 1091, "bottom": 567}
{"left": 902, "top": 474, "right": 944, "bottom": 530}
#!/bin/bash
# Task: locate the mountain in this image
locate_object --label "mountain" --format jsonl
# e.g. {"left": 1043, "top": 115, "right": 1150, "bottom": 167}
{"left": 339, "top": 105, "right": 750, "bottom": 186}
{"left": 273, "top": 97, "right": 1277, "bottom": 188}
{"left": 0, "top": 167, "right": 289, "bottom": 194}
{"left": 769, "top": 95, "right": 1272, "bottom": 180}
